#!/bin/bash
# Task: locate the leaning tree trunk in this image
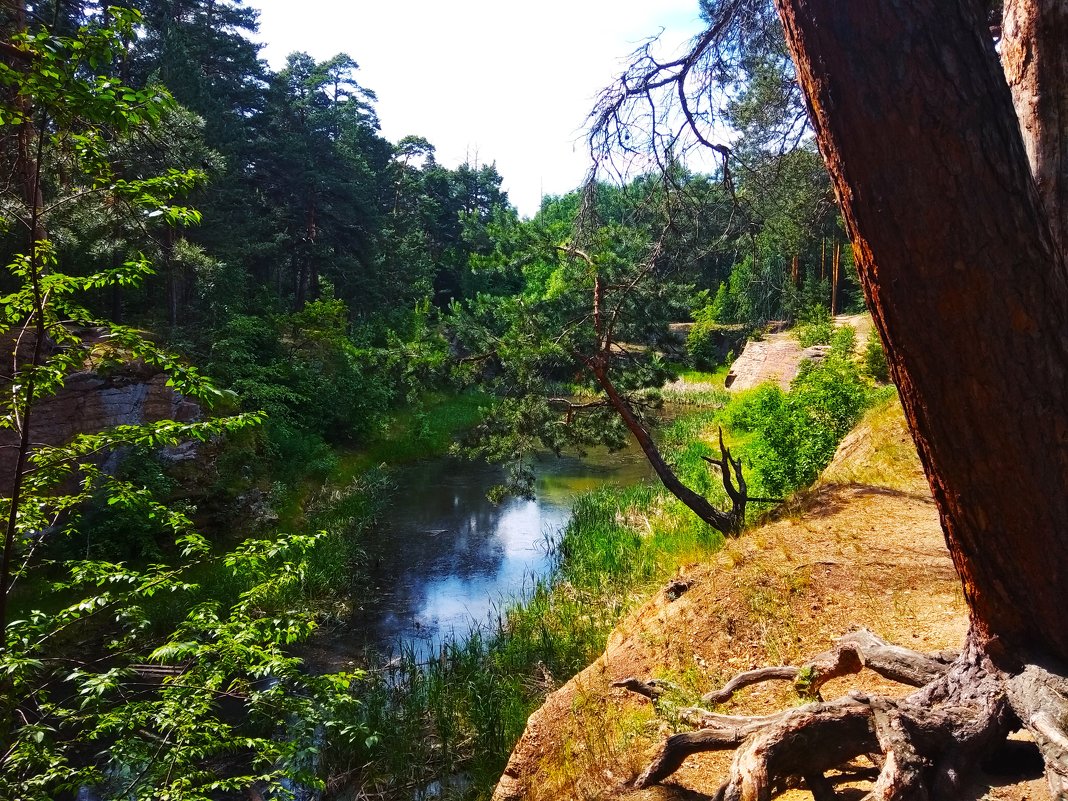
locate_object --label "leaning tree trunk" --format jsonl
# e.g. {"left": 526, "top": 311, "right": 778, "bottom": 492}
{"left": 774, "top": 0, "right": 1068, "bottom": 667}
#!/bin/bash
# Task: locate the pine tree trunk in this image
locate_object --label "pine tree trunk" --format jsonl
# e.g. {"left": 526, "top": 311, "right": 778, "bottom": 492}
{"left": 774, "top": 0, "right": 1068, "bottom": 665}
{"left": 830, "top": 243, "right": 840, "bottom": 316}
{"left": 1002, "top": 0, "right": 1068, "bottom": 256}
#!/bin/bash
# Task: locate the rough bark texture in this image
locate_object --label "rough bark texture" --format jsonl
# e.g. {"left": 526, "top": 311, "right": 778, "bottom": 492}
{"left": 773, "top": 0, "right": 1068, "bottom": 665}
{"left": 1002, "top": 0, "right": 1068, "bottom": 255}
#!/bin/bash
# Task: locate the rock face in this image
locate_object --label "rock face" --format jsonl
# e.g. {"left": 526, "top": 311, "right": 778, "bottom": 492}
{"left": 1, "top": 353, "right": 201, "bottom": 494}
{"left": 723, "top": 337, "right": 831, "bottom": 391}
{"left": 724, "top": 314, "right": 872, "bottom": 392}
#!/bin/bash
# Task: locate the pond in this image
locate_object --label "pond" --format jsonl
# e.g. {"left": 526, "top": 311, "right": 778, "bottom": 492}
{"left": 309, "top": 446, "right": 653, "bottom": 668}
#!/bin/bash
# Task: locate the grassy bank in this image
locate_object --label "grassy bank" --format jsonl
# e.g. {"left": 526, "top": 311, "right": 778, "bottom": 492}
{"left": 330, "top": 409, "right": 732, "bottom": 798}
{"left": 326, "top": 343, "right": 891, "bottom": 799}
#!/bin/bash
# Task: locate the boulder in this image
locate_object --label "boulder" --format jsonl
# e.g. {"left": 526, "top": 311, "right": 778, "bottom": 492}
{"left": 724, "top": 337, "right": 808, "bottom": 391}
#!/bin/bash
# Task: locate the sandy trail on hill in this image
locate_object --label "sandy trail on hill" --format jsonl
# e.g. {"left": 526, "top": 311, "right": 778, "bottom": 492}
{"left": 493, "top": 400, "right": 1049, "bottom": 801}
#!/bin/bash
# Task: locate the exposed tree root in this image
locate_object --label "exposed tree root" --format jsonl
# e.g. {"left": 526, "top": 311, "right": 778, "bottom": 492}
{"left": 1007, "top": 663, "right": 1068, "bottom": 797}
{"left": 611, "top": 676, "right": 680, "bottom": 701}
{"left": 628, "top": 628, "right": 1067, "bottom": 799}
{"left": 698, "top": 628, "right": 957, "bottom": 705}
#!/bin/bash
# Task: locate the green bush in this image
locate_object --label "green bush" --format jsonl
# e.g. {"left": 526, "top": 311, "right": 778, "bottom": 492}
{"left": 862, "top": 334, "right": 890, "bottom": 382}
{"left": 720, "top": 384, "right": 786, "bottom": 433}
{"left": 830, "top": 324, "right": 857, "bottom": 357}
{"left": 686, "top": 317, "right": 722, "bottom": 369}
{"left": 710, "top": 281, "right": 733, "bottom": 323}
{"left": 206, "top": 301, "right": 396, "bottom": 482}
{"left": 721, "top": 355, "right": 885, "bottom": 498}
{"left": 686, "top": 302, "right": 748, "bottom": 370}
{"left": 794, "top": 303, "right": 835, "bottom": 347}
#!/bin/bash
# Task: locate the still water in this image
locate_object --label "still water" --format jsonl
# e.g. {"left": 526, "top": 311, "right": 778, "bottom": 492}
{"left": 341, "top": 448, "right": 652, "bottom": 664}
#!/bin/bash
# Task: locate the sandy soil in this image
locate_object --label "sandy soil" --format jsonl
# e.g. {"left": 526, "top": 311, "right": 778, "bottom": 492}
{"left": 492, "top": 399, "right": 1049, "bottom": 801}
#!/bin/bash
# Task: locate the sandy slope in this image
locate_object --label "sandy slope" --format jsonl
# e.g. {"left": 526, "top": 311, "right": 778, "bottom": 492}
{"left": 493, "top": 400, "right": 1048, "bottom": 801}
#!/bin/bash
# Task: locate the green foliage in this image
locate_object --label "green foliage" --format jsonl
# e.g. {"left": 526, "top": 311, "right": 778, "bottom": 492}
{"left": 686, "top": 315, "right": 721, "bottom": 370}
{"left": 686, "top": 304, "right": 746, "bottom": 371}
{"left": 452, "top": 179, "right": 710, "bottom": 496}
{"left": 70, "top": 447, "right": 177, "bottom": 563}
{"left": 862, "top": 334, "right": 891, "bottom": 382}
{"left": 6, "top": 528, "right": 374, "bottom": 801}
{"left": 710, "top": 281, "right": 734, "bottom": 323}
{"left": 723, "top": 354, "right": 889, "bottom": 497}
{"left": 205, "top": 300, "right": 404, "bottom": 482}
{"left": 794, "top": 302, "right": 835, "bottom": 346}
{"left": 830, "top": 323, "right": 857, "bottom": 357}
{"left": 0, "top": 16, "right": 370, "bottom": 797}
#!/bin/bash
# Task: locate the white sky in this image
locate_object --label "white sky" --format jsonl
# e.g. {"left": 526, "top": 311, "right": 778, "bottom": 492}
{"left": 246, "top": 0, "right": 707, "bottom": 217}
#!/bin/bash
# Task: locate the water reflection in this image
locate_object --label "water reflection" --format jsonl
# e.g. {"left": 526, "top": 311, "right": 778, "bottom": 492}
{"left": 345, "top": 448, "right": 652, "bottom": 664}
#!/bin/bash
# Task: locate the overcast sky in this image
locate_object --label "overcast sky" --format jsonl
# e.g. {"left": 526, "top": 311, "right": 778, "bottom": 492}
{"left": 246, "top": 0, "right": 706, "bottom": 217}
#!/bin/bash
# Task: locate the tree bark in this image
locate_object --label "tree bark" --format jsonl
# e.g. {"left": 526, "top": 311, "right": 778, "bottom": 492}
{"left": 772, "top": 0, "right": 1068, "bottom": 665}
{"left": 1002, "top": 0, "right": 1068, "bottom": 256}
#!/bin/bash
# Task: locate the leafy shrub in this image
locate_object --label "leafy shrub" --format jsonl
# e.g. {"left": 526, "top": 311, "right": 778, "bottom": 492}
{"left": 686, "top": 317, "right": 722, "bottom": 369}
{"left": 722, "top": 355, "right": 883, "bottom": 498}
{"left": 830, "top": 324, "right": 857, "bottom": 357}
{"left": 720, "top": 384, "right": 786, "bottom": 433}
{"left": 686, "top": 301, "right": 749, "bottom": 370}
{"left": 862, "top": 334, "right": 890, "bottom": 382}
{"left": 794, "top": 303, "right": 835, "bottom": 347}
{"left": 710, "top": 281, "right": 733, "bottom": 323}
{"left": 206, "top": 301, "right": 397, "bottom": 482}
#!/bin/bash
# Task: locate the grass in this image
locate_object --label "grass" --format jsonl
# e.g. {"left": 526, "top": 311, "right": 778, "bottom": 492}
{"left": 820, "top": 394, "right": 920, "bottom": 492}
{"left": 321, "top": 354, "right": 891, "bottom": 799}
{"left": 661, "top": 362, "right": 732, "bottom": 406}
{"left": 670, "top": 363, "right": 731, "bottom": 385}
{"left": 329, "top": 407, "right": 732, "bottom": 799}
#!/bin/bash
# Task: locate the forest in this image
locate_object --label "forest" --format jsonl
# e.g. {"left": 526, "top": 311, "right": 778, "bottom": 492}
{"left": 2, "top": 0, "right": 1066, "bottom": 800}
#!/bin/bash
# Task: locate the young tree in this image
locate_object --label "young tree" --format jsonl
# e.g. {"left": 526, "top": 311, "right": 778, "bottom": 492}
{"left": 454, "top": 177, "right": 769, "bottom": 535}
{"left": 612, "top": 0, "right": 1068, "bottom": 796}
{"left": 0, "top": 11, "right": 367, "bottom": 797}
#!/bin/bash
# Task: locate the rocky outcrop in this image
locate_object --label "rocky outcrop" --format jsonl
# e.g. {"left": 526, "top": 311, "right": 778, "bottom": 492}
{"left": 724, "top": 338, "right": 830, "bottom": 391}
{"left": 1, "top": 332, "right": 202, "bottom": 493}
{"left": 724, "top": 314, "right": 872, "bottom": 392}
